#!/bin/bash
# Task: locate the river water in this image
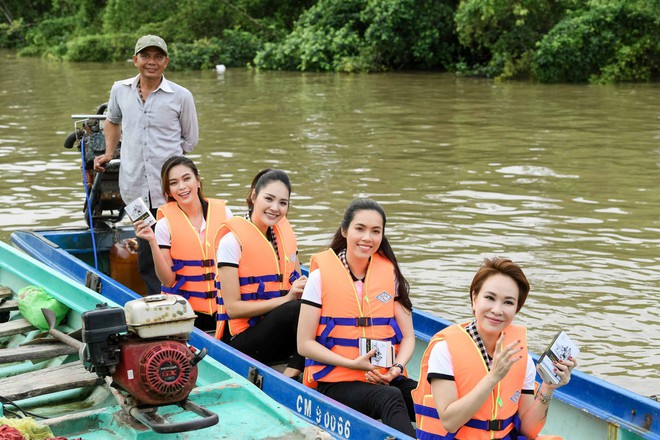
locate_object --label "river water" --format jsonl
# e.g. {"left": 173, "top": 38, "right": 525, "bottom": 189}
{"left": 0, "top": 50, "right": 658, "bottom": 396}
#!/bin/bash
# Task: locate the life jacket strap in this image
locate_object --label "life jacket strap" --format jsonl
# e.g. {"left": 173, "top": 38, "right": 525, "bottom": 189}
{"left": 308, "top": 316, "right": 402, "bottom": 382}
{"left": 238, "top": 273, "right": 285, "bottom": 301}
{"left": 247, "top": 316, "right": 262, "bottom": 327}
{"left": 162, "top": 286, "right": 216, "bottom": 300}
{"left": 171, "top": 258, "right": 215, "bottom": 271}
{"left": 414, "top": 403, "right": 439, "bottom": 418}
{"left": 304, "top": 358, "right": 335, "bottom": 382}
{"left": 216, "top": 293, "right": 229, "bottom": 321}
{"left": 179, "top": 289, "right": 216, "bottom": 299}
{"left": 175, "top": 272, "right": 215, "bottom": 282}
{"left": 416, "top": 429, "right": 456, "bottom": 440}
{"left": 317, "top": 316, "right": 404, "bottom": 346}
{"left": 464, "top": 413, "right": 520, "bottom": 432}
{"left": 289, "top": 270, "right": 301, "bottom": 283}
{"left": 414, "top": 404, "right": 520, "bottom": 435}
{"left": 238, "top": 274, "right": 282, "bottom": 286}
{"left": 240, "top": 290, "right": 284, "bottom": 301}
{"left": 416, "top": 431, "right": 519, "bottom": 440}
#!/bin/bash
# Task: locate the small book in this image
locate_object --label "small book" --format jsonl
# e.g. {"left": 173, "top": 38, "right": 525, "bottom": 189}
{"left": 537, "top": 331, "right": 580, "bottom": 384}
{"left": 359, "top": 337, "right": 395, "bottom": 368}
{"left": 125, "top": 197, "right": 156, "bottom": 227}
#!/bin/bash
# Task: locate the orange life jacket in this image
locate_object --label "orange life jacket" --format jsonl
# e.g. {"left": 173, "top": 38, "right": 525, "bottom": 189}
{"left": 214, "top": 216, "right": 299, "bottom": 339}
{"left": 302, "top": 249, "right": 404, "bottom": 388}
{"left": 156, "top": 199, "right": 228, "bottom": 316}
{"left": 412, "top": 323, "right": 528, "bottom": 440}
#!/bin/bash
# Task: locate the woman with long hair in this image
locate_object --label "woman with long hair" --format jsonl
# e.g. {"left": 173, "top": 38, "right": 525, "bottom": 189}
{"left": 134, "top": 155, "right": 232, "bottom": 333}
{"left": 215, "top": 169, "right": 307, "bottom": 379}
{"left": 298, "top": 198, "right": 417, "bottom": 436}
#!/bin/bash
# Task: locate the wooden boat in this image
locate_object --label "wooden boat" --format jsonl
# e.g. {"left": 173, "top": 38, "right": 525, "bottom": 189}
{"left": 0, "top": 240, "right": 329, "bottom": 439}
{"left": 11, "top": 227, "right": 660, "bottom": 440}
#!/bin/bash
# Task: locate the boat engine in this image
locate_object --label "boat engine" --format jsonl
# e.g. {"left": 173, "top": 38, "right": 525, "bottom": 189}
{"left": 113, "top": 337, "right": 201, "bottom": 405}
{"left": 64, "top": 103, "right": 125, "bottom": 228}
{"left": 81, "top": 295, "right": 218, "bottom": 432}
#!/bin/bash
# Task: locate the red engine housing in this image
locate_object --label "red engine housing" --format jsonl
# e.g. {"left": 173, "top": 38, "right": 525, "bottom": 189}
{"left": 112, "top": 337, "right": 198, "bottom": 405}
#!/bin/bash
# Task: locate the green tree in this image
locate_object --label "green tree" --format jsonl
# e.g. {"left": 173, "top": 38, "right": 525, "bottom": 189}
{"left": 1, "top": 0, "right": 657, "bottom": 82}
{"left": 533, "top": 0, "right": 660, "bottom": 83}
{"left": 0, "top": 0, "right": 52, "bottom": 26}
{"left": 255, "top": 0, "right": 457, "bottom": 72}
{"left": 454, "top": 0, "right": 580, "bottom": 78}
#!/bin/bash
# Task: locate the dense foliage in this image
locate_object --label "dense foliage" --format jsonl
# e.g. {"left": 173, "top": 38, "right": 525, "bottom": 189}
{"left": 0, "top": 0, "right": 657, "bottom": 83}
{"left": 533, "top": 1, "right": 660, "bottom": 83}
{"left": 254, "top": 0, "right": 457, "bottom": 72}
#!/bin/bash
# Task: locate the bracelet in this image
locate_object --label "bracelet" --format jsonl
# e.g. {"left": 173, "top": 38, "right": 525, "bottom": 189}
{"left": 536, "top": 391, "right": 553, "bottom": 404}
{"left": 391, "top": 363, "right": 405, "bottom": 375}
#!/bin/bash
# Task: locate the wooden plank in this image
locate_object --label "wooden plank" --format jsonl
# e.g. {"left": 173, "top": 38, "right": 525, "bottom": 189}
{"left": 0, "top": 342, "right": 77, "bottom": 363}
{"left": 0, "top": 300, "right": 18, "bottom": 313}
{"left": 0, "top": 319, "right": 36, "bottom": 337}
{"left": 0, "top": 286, "right": 12, "bottom": 299}
{"left": 0, "top": 361, "right": 103, "bottom": 401}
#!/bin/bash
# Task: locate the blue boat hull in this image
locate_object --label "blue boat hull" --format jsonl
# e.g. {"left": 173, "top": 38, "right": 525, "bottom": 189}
{"left": 11, "top": 228, "right": 660, "bottom": 440}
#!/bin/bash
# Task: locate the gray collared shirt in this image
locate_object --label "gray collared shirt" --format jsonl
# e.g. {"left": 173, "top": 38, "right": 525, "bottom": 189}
{"left": 106, "top": 74, "right": 198, "bottom": 207}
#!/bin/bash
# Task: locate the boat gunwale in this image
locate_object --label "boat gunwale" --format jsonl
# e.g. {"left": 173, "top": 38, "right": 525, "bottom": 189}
{"left": 9, "top": 228, "right": 660, "bottom": 440}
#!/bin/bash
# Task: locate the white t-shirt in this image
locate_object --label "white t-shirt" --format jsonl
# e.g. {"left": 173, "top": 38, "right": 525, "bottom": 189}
{"left": 427, "top": 339, "right": 536, "bottom": 392}
{"left": 155, "top": 206, "right": 233, "bottom": 247}
{"left": 216, "top": 232, "right": 243, "bottom": 266}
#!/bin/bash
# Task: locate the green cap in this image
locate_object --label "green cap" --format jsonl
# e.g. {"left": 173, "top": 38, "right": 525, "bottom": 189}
{"left": 134, "top": 35, "right": 168, "bottom": 56}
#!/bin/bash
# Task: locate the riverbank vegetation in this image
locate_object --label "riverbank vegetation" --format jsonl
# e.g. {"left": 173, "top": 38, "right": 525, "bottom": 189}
{"left": 0, "top": 0, "right": 657, "bottom": 83}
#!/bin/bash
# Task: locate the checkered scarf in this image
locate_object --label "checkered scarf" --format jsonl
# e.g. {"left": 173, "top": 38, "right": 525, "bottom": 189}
{"left": 245, "top": 210, "right": 279, "bottom": 257}
{"left": 338, "top": 248, "right": 364, "bottom": 282}
{"left": 466, "top": 320, "right": 492, "bottom": 370}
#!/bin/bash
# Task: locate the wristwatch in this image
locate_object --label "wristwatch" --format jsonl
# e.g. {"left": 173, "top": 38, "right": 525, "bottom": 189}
{"left": 391, "top": 363, "right": 405, "bottom": 375}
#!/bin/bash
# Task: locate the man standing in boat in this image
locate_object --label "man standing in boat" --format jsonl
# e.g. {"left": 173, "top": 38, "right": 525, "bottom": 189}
{"left": 93, "top": 35, "right": 199, "bottom": 295}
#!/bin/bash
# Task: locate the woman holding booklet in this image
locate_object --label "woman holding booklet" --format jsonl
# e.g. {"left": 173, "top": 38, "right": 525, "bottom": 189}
{"left": 412, "top": 258, "right": 577, "bottom": 440}
{"left": 298, "top": 198, "right": 417, "bottom": 437}
{"left": 215, "top": 169, "right": 307, "bottom": 380}
{"left": 133, "top": 156, "right": 232, "bottom": 333}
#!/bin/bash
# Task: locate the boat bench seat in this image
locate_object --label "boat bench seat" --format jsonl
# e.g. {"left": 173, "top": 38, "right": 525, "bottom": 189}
{"left": 0, "top": 300, "right": 18, "bottom": 314}
{"left": 0, "top": 342, "right": 78, "bottom": 363}
{"left": 0, "top": 360, "right": 102, "bottom": 401}
{"left": 0, "top": 318, "right": 36, "bottom": 337}
{"left": 0, "top": 286, "right": 12, "bottom": 299}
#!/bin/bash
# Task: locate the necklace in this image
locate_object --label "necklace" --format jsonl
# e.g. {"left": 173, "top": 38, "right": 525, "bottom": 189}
{"left": 137, "top": 79, "right": 145, "bottom": 103}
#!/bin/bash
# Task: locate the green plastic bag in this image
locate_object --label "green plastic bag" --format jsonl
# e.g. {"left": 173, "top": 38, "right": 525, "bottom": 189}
{"left": 17, "top": 286, "right": 70, "bottom": 331}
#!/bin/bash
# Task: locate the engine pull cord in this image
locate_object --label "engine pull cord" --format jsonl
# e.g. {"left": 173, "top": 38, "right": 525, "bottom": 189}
{"left": 80, "top": 134, "right": 99, "bottom": 270}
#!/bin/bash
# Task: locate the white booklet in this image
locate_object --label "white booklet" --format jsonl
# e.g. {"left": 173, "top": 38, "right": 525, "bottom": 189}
{"left": 359, "top": 337, "right": 394, "bottom": 367}
{"left": 125, "top": 197, "right": 156, "bottom": 226}
{"left": 537, "top": 331, "right": 580, "bottom": 384}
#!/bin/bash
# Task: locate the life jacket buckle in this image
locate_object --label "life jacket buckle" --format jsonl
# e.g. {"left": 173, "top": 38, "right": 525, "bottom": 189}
{"left": 203, "top": 273, "right": 215, "bottom": 281}
{"left": 201, "top": 259, "right": 215, "bottom": 267}
{"left": 356, "top": 317, "right": 372, "bottom": 327}
{"left": 487, "top": 419, "right": 504, "bottom": 431}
